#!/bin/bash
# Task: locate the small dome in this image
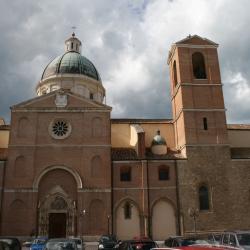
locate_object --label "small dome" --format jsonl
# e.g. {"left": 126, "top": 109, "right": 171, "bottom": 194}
{"left": 151, "top": 130, "right": 167, "bottom": 155}
{"left": 41, "top": 51, "right": 101, "bottom": 81}
{"left": 151, "top": 130, "right": 166, "bottom": 146}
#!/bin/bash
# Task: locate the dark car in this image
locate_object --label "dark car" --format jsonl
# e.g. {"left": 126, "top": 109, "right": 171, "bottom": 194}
{"left": 118, "top": 238, "right": 157, "bottom": 250}
{"left": 0, "top": 238, "right": 21, "bottom": 250}
{"left": 98, "top": 235, "right": 118, "bottom": 250}
{"left": 0, "top": 241, "right": 10, "bottom": 250}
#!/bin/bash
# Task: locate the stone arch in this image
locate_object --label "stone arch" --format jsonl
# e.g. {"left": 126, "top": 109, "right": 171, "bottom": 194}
{"left": 7, "top": 199, "right": 27, "bottom": 235}
{"left": 89, "top": 199, "right": 105, "bottom": 234}
{"left": 33, "top": 165, "right": 82, "bottom": 189}
{"left": 14, "top": 155, "right": 26, "bottom": 177}
{"left": 92, "top": 117, "right": 103, "bottom": 137}
{"left": 91, "top": 155, "right": 102, "bottom": 178}
{"left": 114, "top": 197, "right": 140, "bottom": 240}
{"left": 18, "top": 117, "right": 30, "bottom": 138}
{"left": 151, "top": 198, "right": 177, "bottom": 240}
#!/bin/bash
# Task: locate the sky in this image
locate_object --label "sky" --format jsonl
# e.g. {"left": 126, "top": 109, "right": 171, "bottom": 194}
{"left": 0, "top": 0, "right": 250, "bottom": 124}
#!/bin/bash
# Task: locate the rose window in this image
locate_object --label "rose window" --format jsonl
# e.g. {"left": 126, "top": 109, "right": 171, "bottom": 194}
{"left": 49, "top": 119, "right": 71, "bottom": 139}
{"left": 53, "top": 121, "right": 68, "bottom": 136}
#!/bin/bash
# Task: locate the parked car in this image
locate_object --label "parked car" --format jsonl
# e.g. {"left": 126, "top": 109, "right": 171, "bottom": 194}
{"left": 0, "top": 238, "right": 21, "bottom": 250}
{"left": 44, "top": 238, "right": 77, "bottom": 250}
{"left": 22, "top": 240, "right": 33, "bottom": 248}
{"left": 70, "top": 238, "right": 85, "bottom": 250}
{"left": 164, "top": 236, "right": 210, "bottom": 247}
{"left": 206, "top": 233, "right": 222, "bottom": 245}
{"left": 221, "top": 231, "right": 250, "bottom": 250}
{"left": 30, "top": 238, "right": 47, "bottom": 250}
{"left": 0, "top": 241, "right": 10, "bottom": 250}
{"left": 98, "top": 235, "right": 118, "bottom": 250}
{"left": 118, "top": 238, "right": 157, "bottom": 250}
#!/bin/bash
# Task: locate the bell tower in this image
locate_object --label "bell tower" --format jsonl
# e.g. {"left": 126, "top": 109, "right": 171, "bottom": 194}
{"left": 168, "top": 35, "right": 228, "bottom": 156}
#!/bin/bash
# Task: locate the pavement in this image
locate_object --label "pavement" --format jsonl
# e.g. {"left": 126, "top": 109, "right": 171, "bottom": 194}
{"left": 84, "top": 242, "right": 98, "bottom": 250}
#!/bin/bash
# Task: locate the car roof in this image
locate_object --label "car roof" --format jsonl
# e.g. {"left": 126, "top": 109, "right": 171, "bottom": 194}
{"left": 122, "top": 240, "right": 155, "bottom": 243}
{"left": 47, "top": 238, "right": 74, "bottom": 241}
{"left": 223, "top": 231, "right": 250, "bottom": 234}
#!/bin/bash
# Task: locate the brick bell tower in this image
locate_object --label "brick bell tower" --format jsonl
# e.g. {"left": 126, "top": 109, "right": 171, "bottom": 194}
{"left": 167, "top": 35, "right": 228, "bottom": 156}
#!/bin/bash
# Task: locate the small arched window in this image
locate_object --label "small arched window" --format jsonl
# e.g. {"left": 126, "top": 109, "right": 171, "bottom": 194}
{"left": 199, "top": 185, "right": 209, "bottom": 210}
{"left": 192, "top": 52, "right": 206, "bottom": 79}
{"left": 91, "top": 155, "right": 102, "bottom": 178}
{"left": 124, "top": 202, "right": 131, "bottom": 219}
{"left": 203, "top": 117, "right": 208, "bottom": 130}
{"left": 71, "top": 42, "right": 73, "bottom": 49}
{"left": 173, "top": 61, "right": 178, "bottom": 87}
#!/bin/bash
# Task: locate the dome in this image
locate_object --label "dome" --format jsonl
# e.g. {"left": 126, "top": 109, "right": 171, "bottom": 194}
{"left": 151, "top": 130, "right": 167, "bottom": 146}
{"left": 36, "top": 33, "right": 105, "bottom": 103}
{"left": 151, "top": 130, "right": 167, "bottom": 155}
{"left": 41, "top": 51, "right": 101, "bottom": 81}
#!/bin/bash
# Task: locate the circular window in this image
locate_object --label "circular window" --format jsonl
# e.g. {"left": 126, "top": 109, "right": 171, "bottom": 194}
{"left": 49, "top": 119, "right": 72, "bottom": 139}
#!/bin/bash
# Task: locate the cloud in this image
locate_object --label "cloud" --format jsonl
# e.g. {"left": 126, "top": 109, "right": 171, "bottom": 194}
{"left": 0, "top": 0, "right": 250, "bottom": 124}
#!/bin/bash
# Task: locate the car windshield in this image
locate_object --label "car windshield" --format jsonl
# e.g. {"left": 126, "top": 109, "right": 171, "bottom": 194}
{"left": 101, "top": 236, "right": 116, "bottom": 242}
{"left": 46, "top": 241, "right": 75, "bottom": 250}
{"left": 0, "top": 240, "right": 13, "bottom": 245}
{"left": 237, "top": 234, "right": 250, "bottom": 246}
{"left": 33, "top": 239, "right": 46, "bottom": 244}
{"left": 181, "top": 239, "right": 197, "bottom": 246}
{"left": 72, "top": 240, "right": 81, "bottom": 245}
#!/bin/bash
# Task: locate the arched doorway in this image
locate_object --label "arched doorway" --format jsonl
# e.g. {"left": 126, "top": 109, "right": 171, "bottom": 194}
{"left": 37, "top": 168, "right": 78, "bottom": 237}
{"left": 151, "top": 199, "right": 176, "bottom": 240}
{"left": 115, "top": 200, "right": 140, "bottom": 240}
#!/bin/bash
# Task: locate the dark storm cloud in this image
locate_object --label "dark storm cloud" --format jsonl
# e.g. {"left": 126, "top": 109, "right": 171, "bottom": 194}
{"left": 0, "top": 0, "right": 250, "bottom": 124}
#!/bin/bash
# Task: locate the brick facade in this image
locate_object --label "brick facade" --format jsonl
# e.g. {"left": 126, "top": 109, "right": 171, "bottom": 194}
{"left": 0, "top": 35, "right": 250, "bottom": 240}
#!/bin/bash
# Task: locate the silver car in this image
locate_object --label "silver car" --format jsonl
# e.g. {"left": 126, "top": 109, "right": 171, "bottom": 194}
{"left": 221, "top": 231, "right": 250, "bottom": 250}
{"left": 44, "top": 239, "right": 77, "bottom": 250}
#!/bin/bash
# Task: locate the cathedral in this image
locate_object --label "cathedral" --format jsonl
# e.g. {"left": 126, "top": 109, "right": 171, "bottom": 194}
{"left": 0, "top": 33, "right": 250, "bottom": 240}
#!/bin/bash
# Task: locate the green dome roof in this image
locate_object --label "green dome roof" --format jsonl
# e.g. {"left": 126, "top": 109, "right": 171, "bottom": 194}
{"left": 151, "top": 130, "right": 167, "bottom": 146}
{"left": 41, "top": 51, "right": 101, "bottom": 81}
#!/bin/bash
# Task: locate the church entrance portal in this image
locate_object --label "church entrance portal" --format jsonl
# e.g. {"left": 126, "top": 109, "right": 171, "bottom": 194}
{"left": 49, "top": 213, "right": 67, "bottom": 238}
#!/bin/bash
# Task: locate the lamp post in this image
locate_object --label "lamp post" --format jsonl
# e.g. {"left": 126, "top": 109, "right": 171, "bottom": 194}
{"left": 107, "top": 215, "right": 110, "bottom": 235}
{"left": 80, "top": 209, "right": 86, "bottom": 238}
{"left": 188, "top": 207, "right": 199, "bottom": 236}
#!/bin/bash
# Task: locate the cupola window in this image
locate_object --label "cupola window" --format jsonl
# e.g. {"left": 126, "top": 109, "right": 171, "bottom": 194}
{"left": 192, "top": 52, "right": 206, "bottom": 79}
{"left": 71, "top": 42, "right": 73, "bottom": 50}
